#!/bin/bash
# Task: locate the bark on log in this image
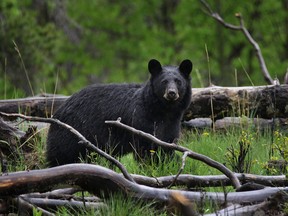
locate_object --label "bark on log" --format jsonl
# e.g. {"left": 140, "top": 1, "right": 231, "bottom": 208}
{"left": 131, "top": 173, "right": 288, "bottom": 188}
{"left": 205, "top": 190, "right": 288, "bottom": 216}
{"left": 0, "top": 85, "right": 288, "bottom": 120}
{"left": 0, "top": 96, "right": 67, "bottom": 119}
{"left": 185, "top": 85, "right": 288, "bottom": 120}
{"left": 0, "top": 164, "right": 287, "bottom": 205}
{"left": 183, "top": 117, "right": 288, "bottom": 131}
{"left": 18, "top": 196, "right": 106, "bottom": 211}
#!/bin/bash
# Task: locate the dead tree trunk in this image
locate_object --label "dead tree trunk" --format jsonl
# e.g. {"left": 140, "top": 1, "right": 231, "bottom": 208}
{"left": 0, "top": 85, "right": 287, "bottom": 120}
{"left": 185, "top": 85, "right": 288, "bottom": 120}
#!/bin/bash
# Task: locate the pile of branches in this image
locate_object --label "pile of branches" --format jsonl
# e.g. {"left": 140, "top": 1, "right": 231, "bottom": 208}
{"left": 1, "top": 112, "right": 288, "bottom": 215}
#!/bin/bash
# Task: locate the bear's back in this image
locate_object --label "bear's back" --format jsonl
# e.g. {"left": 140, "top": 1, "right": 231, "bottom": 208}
{"left": 54, "top": 83, "right": 143, "bottom": 121}
{"left": 46, "top": 83, "right": 144, "bottom": 166}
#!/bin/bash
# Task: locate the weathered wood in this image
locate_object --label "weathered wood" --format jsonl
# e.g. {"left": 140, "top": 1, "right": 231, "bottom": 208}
{"left": 183, "top": 117, "right": 281, "bottom": 130}
{"left": 205, "top": 191, "right": 288, "bottom": 216}
{"left": 131, "top": 173, "right": 288, "bottom": 188}
{"left": 0, "top": 164, "right": 287, "bottom": 205}
{"left": 0, "top": 85, "right": 288, "bottom": 120}
{"left": 0, "top": 96, "right": 67, "bottom": 119}
{"left": 185, "top": 85, "right": 288, "bottom": 120}
{"left": 18, "top": 196, "right": 106, "bottom": 212}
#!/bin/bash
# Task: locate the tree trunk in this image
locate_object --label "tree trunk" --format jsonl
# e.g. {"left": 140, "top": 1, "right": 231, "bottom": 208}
{"left": 0, "top": 85, "right": 287, "bottom": 120}
{"left": 185, "top": 85, "right": 288, "bottom": 120}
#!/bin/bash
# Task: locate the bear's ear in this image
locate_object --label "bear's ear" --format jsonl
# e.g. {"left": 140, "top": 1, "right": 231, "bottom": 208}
{"left": 148, "top": 59, "right": 162, "bottom": 76}
{"left": 179, "top": 59, "right": 193, "bottom": 77}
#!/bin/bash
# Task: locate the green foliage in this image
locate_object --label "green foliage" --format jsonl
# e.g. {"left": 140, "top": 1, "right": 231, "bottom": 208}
{"left": 271, "top": 131, "right": 288, "bottom": 161}
{"left": 179, "top": 128, "right": 270, "bottom": 175}
{"left": 1, "top": 1, "right": 288, "bottom": 97}
{"left": 0, "top": 0, "right": 65, "bottom": 97}
{"left": 264, "top": 130, "right": 288, "bottom": 174}
{"left": 4, "top": 123, "right": 47, "bottom": 172}
{"left": 32, "top": 208, "right": 43, "bottom": 216}
{"left": 225, "top": 130, "right": 254, "bottom": 173}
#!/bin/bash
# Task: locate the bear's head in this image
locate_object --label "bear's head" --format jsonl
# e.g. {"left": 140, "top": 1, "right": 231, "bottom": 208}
{"left": 148, "top": 59, "right": 192, "bottom": 104}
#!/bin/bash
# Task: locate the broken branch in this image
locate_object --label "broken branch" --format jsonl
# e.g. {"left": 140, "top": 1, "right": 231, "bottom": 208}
{"left": 0, "top": 112, "right": 135, "bottom": 183}
{"left": 105, "top": 119, "right": 241, "bottom": 189}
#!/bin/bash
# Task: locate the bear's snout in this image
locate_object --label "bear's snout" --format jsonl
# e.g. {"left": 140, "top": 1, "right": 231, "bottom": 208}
{"left": 164, "top": 88, "right": 179, "bottom": 101}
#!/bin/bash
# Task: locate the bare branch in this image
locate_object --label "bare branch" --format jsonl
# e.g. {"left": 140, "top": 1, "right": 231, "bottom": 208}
{"left": 168, "top": 151, "right": 189, "bottom": 188}
{"left": 200, "top": 0, "right": 274, "bottom": 84}
{"left": 105, "top": 119, "right": 241, "bottom": 189}
{"left": 200, "top": 0, "right": 241, "bottom": 30}
{"left": 17, "top": 196, "right": 55, "bottom": 216}
{"left": 0, "top": 112, "right": 135, "bottom": 183}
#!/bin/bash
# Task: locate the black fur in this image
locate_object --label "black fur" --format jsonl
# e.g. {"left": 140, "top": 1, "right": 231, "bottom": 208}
{"left": 46, "top": 59, "right": 192, "bottom": 166}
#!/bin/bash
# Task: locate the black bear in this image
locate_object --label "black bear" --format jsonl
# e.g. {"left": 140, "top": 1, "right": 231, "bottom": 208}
{"left": 46, "top": 59, "right": 192, "bottom": 166}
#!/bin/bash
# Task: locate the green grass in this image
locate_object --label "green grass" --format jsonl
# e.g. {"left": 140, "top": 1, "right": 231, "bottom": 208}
{"left": 179, "top": 128, "right": 272, "bottom": 175}
{"left": 55, "top": 193, "right": 166, "bottom": 216}
{"left": 3, "top": 123, "right": 285, "bottom": 215}
{"left": 112, "top": 127, "right": 273, "bottom": 177}
{"left": 5, "top": 122, "right": 47, "bottom": 172}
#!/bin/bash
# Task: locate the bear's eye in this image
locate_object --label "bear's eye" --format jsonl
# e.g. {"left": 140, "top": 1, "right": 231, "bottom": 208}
{"left": 175, "top": 79, "right": 182, "bottom": 86}
{"left": 161, "top": 80, "right": 168, "bottom": 85}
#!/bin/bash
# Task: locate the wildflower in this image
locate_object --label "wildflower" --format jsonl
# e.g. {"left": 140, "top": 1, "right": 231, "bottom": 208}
{"left": 202, "top": 132, "right": 209, "bottom": 136}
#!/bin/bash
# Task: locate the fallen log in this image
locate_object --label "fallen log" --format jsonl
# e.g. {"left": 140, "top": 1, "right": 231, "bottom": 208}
{"left": 0, "top": 164, "right": 286, "bottom": 205}
{"left": 18, "top": 196, "right": 106, "bottom": 211}
{"left": 131, "top": 173, "right": 288, "bottom": 188}
{"left": 0, "top": 85, "right": 288, "bottom": 120}
{"left": 183, "top": 117, "right": 282, "bottom": 130}
{"left": 16, "top": 196, "right": 55, "bottom": 216}
{"left": 186, "top": 85, "right": 288, "bottom": 120}
{"left": 205, "top": 190, "right": 288, "bottom": 216}
{"left": 0, "top": 96, "right": 67, "bottom": 119}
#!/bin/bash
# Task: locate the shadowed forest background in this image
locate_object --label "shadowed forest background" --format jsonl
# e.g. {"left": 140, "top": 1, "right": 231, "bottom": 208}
{"left": 1, "top": 0, "right": 288, "bottom": 98}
